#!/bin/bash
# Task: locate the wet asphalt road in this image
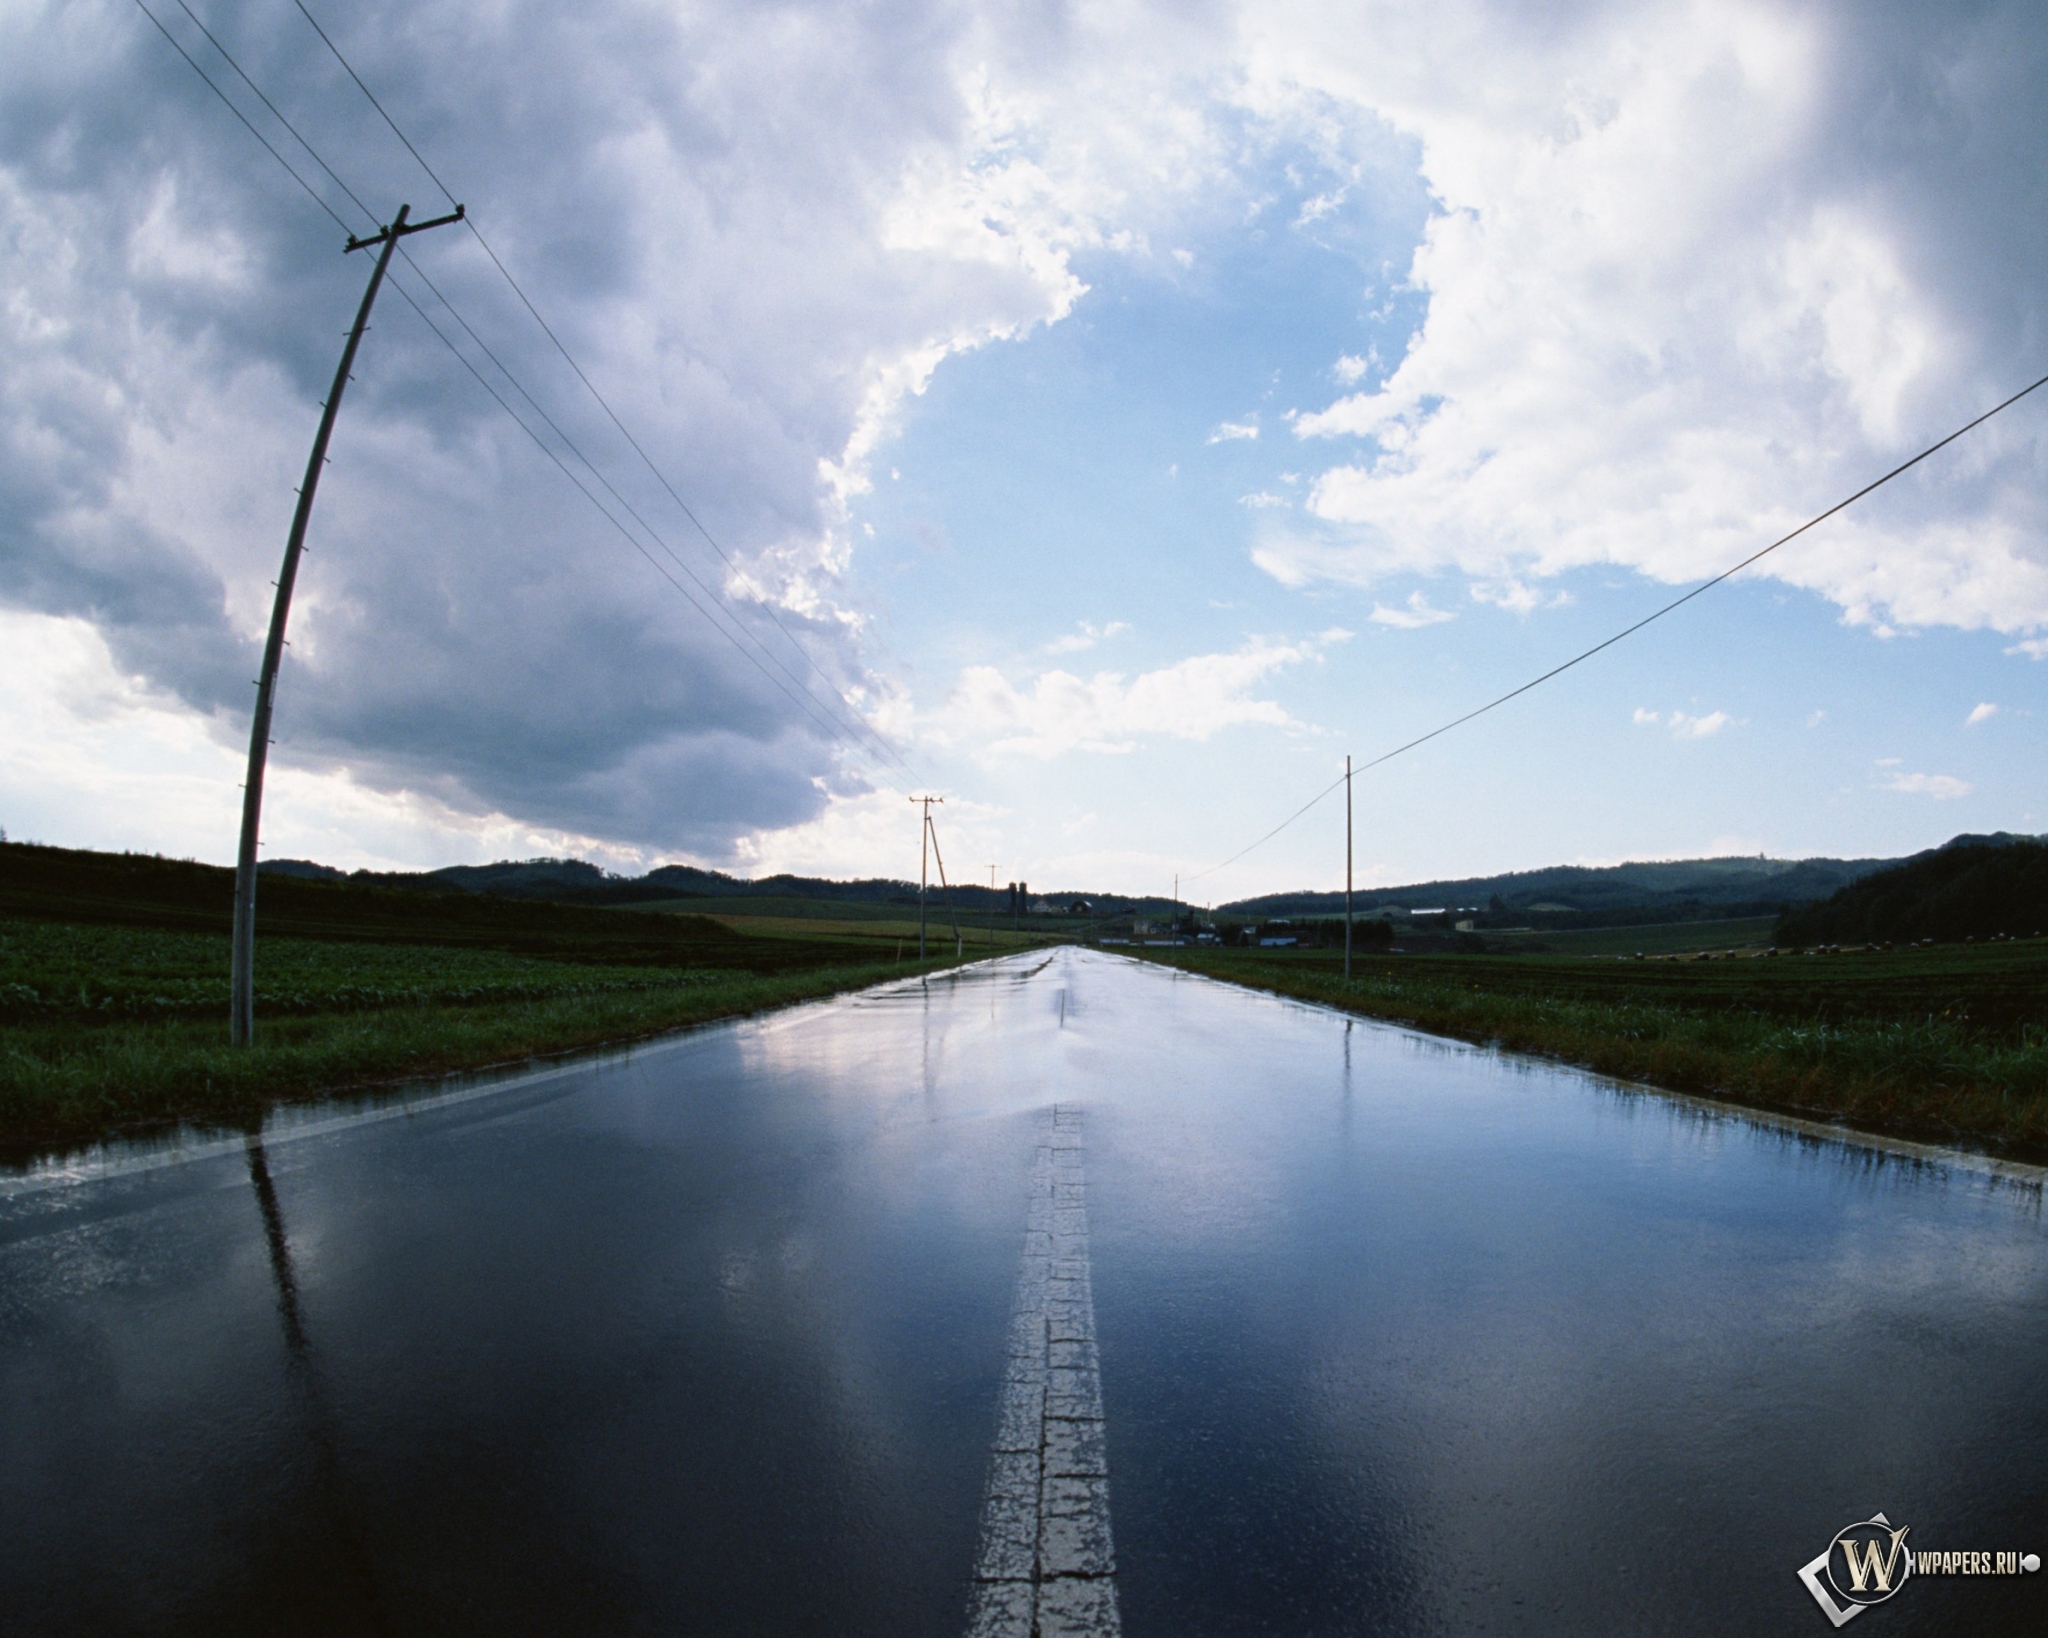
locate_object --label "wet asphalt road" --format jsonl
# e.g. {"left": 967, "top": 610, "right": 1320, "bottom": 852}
{"left": 2, "top": 948, "right": 2045, "bottom": 1635}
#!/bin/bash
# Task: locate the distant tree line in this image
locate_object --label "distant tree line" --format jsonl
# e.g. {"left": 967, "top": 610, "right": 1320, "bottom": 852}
{"left": 1464, "top": 898, "right": 1797, "bottom": 931}
{"left": 1776, "top": 839, "right": 2048, "bottom": 945}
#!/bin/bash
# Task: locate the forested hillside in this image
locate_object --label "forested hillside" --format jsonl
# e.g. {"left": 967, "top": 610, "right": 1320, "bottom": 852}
{"left": 1776, "top": 836, "right": 2048, "bottom": 945}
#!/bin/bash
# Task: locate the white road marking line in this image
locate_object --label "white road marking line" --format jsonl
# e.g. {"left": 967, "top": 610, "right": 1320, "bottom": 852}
{"left": 967, "top": 1105, "right": 1121, "bottom": 1637}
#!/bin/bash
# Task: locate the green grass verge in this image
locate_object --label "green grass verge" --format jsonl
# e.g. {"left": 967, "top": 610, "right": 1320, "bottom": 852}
{"left": 2, "top": 921, "right": 957, "bottom": 1151}
{"left": 1134, "top": 945, "right": 2048, "bottom": 1159}
{"left": 0, "top": 920, "right": 722, "bottom": 1020}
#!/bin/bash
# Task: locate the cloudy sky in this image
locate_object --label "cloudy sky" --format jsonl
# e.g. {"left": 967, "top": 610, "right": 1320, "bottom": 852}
{"left": 3, "top": 0, "right": 2045, "bottom": 900}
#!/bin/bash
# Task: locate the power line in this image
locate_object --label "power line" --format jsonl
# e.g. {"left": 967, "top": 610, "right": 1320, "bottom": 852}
{"left": 388, "top": 248, "right": 915, "bottom": 774}
{"left": 167, "top": 0, "right": 902, "bottom": 775}
{"left": 379, "top": 271, "right": 898, "bottom": 757}
{"left": 135, "top": 1, "right": 907, "bottom": 773}
{"left": 286, "top": 0, "right": 904, "bottom": 773}
{"left": 1190, "top": 368, "right": 2048, "bottom": 881}
{"left": 132, "top": 0, "right": 354, "bottom": 237}
{"left": 289, "top": 0, "right": 457, "bottom": 203}
{"left": 170, "top": 0, "right": 374, "bottom": 227}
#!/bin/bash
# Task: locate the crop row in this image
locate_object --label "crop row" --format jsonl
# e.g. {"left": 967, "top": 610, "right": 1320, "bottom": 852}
{"left": 0, "top": 921, "right": 728, "bottom": 1020}
{"left": 0, "top": 973, "right": 731, "bottom": 1020}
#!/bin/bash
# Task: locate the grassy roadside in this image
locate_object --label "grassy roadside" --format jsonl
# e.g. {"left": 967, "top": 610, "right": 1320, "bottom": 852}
{"left": 1133, "top": 945, "right": 2048, "bottom": 1160}
{"left": 0, "top": 844, "right": 984, "bottom": 1153}
{"left": 0, "top": 913, "right": 960, "bottom": 1154}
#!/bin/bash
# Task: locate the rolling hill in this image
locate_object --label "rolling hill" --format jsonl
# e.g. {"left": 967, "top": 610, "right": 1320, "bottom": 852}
{"left": 1775, "top": 834, "right": 2048, "bottom": 945}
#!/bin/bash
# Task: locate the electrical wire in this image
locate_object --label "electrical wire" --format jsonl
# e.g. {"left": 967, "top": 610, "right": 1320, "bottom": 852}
{"left": 171, "top": 0, "right": 373, "bottom": 222}
{"left": 135, "top": 0, "right": 907, "bottom": 773}
{"left": 152, "top": 0, "right": 2042, "bottom": 889}
{"left": 178, "top": 0, "right": 907, "bottom": 775}
{"left": 1189, "top": 368, "right": 2048, "bottom": 882}
{"left": 289, "top": 0, "right": 456, "bottom": 202}
{"left": 392, "top": 249, "right": 917, "bottom": 774}
{"left": 286, "top": 0, "right": 907, "bottom": 774}
{"left": 377, "top": 275, "right": 875, "bottom": 759}
{"left": 133, "top": 0, "right": 354, "bottom": 237}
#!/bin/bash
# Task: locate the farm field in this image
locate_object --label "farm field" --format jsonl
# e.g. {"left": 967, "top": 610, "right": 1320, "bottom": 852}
{"left": 0, "top": 843, "right": 966, "bottom": 1153}
{"left": 1476, "top": 915, "right": 1779, "bottom": 955}
{"left": 1138, "top": 939, "right": 2048, "bottom": 1157}
{"left": 1258, "top": 915, "right": 1783, "bottom": 957}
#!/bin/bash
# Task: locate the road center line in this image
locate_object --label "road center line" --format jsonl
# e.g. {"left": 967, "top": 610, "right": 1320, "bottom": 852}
{"left": 966, "top": 1105, "right": 1120, "bottom": 1638}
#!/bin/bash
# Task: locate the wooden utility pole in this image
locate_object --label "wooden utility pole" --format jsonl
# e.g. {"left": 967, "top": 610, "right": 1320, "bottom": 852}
{"left": 1344, "top": 754, "right": 1354, "bottom": 980}
{"left": 911, "top": 795, "right": 943, "bottom": 959}
{"left": 231, "top": 203, "right": 464, "bottom": 1046}
{"left": 925, "top": 812, "right": 962, "bottom": 956}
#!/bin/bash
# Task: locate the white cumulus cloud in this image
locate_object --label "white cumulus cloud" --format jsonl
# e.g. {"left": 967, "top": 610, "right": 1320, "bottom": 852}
{"left": 1633, "top": 707, "right": 1733, "bottom": 739}
{"left": 1670, "top": 710, "right": 1733, "bottom": 739}
{"left": 1879, "top": 769, "right": 1973, "bottom": 799}
{"left": 1966, "top": 701, "right": 2000, "bottom": 726}
{"left": 10, "top": 0, "right": 2048, "bottom": 874}
{"left": 1469, "top": 578, "right": 1552, "bottom": 615}
{"left": 1369, "top": 591, "right": 1454, "bottom": 628}
{"left": 1243, "top": 0, "right": 2048, "bottom": 642}
{"left": 0, "top": 0, "right": 1224, "bottom": 861}
{"left": 930, "top": 632, "right": 1345, "bottom": 760}
{"left": 1047, "top": 620, "right": 1133, "bottom": 654}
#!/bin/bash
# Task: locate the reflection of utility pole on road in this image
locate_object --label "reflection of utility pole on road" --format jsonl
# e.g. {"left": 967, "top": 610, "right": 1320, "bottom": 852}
{"left": 243, "top": 1134, "right": 387, "bottom": 1625}
{"left": 230, "top": 202, "right": 465, "bottom": 1047}
{"left": 246, "top": 1134, "right": 310, "bottom": 1355}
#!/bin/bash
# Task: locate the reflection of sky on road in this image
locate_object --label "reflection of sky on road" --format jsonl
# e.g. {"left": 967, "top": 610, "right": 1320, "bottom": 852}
{"left": 1054, "top": 955, "right": 2046, "bottom": 1636}
{"left": 1, "top": 950, "right": 2043, "bottom": 1635}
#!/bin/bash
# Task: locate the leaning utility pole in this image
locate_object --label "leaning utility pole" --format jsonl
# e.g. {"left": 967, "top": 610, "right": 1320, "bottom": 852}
{"left": 911, "top": 795, "right": 943, "bottom": 959}
{"left": 926, "top": 813, "right": 963, "bottom": 956}
{"left": 1344, "top": 754, "right": 1354, "bottom": 980}
{"left": 230, "top": 203, "right": 464, "bottom": 1046}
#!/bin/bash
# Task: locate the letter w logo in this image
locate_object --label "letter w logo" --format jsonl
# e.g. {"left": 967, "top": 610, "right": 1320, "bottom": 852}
{"left": 1838, "top": 1528, "right": 1911, "bottom": 1594}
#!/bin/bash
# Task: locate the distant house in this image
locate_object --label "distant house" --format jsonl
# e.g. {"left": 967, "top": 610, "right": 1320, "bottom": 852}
{"left": 1254, "top": 918, "right": 1298, "bottom": 948}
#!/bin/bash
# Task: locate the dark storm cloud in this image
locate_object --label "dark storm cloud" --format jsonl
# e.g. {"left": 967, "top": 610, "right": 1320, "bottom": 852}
{"left": 14, "top": 0, "right": 2048, "bottom": 868}
{"left": 0, "top": 0, "right": 1063, "bottom": 855}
